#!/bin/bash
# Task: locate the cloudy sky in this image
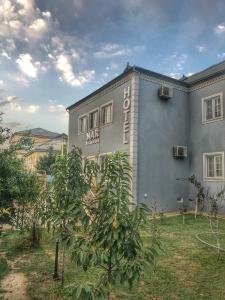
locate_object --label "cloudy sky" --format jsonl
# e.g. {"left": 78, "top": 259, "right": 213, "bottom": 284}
{"left": 1, "top": 0, "right": 225, "bottom": 133}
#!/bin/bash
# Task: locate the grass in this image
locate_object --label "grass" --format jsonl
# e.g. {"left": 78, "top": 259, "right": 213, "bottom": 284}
{"left": 1, "top": 215, "right": 225, "bottom": 299}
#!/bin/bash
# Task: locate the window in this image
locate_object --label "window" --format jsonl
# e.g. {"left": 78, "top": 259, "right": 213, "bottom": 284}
{"left": 99, "top": 153, "right": 111, "bottom": 171}
{"left": 101, "top": 102, "right": 113, "bottom": 125}
{"left": 89, "top": 110, "right": 99, "bottom": 129}
{"left": 203, "top": 152, "right": 224, "bottom": 180}
{"left": 79, "top": 115, "right": 88, "bottom": 133}
{"left": 202, "top": 93, "right": 223, "bottom": 123}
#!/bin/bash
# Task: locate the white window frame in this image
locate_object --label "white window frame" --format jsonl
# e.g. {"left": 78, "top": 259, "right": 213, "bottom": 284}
{"left": 78, "top": 114, "right": 88, "bottom": 135}
{"left": 98, "top": 152, "right": 112, "bottom": 170}
{"left": 86, "top": 155, "right": 97, "bottom": 162}
{"left": 89, "top": 108, "right": 99, "bottom": 130}
{"left": 203, "top": 152, "right": 225, "bottom": 181}
{"left": 100, "top": 101, "right": 113, "bottom": 127}
{"left": 202, "top": 92, "right": 223, "bottom": 124}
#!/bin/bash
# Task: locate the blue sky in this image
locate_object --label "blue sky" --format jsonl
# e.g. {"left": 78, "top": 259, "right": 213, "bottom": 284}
{"left": 1, "top": 0, "right": 225, "bottom": 133}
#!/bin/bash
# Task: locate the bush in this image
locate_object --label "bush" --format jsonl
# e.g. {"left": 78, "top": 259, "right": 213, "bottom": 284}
{"left": 0, "top": 257, "right": 9, "bottom": 280}
{"left": 3, "top": 228, "right": 42, "bottom": 258}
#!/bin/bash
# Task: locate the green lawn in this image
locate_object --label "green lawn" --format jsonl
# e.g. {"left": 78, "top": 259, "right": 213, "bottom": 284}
{"left": 1, "top": 215, "right": 225, "bottom": 300}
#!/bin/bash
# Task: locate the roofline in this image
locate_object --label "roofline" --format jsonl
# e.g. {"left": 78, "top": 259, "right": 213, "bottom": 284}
{"left": 66, "top": 65, "right": 188, "bottom": 111}
{"left": 67, "top": 60, "right": 225, "bottom": 111}
{"left": 181, "top": 59, "right": 225, "bottom": 83}
{"left": 185, "top": 68, "right": 225, "bottom": 86}
{"left": 12, "top": 132, "right": 67, "bottom": 139}
{"left": 66, "top": 67, "right": 134, "bottom": 111}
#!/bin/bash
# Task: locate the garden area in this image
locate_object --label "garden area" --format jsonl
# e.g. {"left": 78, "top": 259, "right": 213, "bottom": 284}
{"left": 1, "top": 215, "right": 225, "bottom": 299}
{"left": 1, "top": 114, "right": 225, "bottom": 300}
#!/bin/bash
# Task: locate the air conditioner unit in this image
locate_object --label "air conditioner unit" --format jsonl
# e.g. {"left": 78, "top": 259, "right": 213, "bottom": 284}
{"left": 159, "top": 85, "right": 173, "bottom": 99}
{"left": 173, "top": 146, "right": 187, "bottom": 159}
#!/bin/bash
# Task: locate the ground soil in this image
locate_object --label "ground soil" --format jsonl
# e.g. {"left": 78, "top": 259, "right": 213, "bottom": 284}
{"left": 0, "top": 254, "right": 28, "bottom": 300}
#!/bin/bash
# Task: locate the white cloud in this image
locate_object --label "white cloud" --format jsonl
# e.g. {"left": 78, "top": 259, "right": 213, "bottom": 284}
{"left": 186, "top": 72, "right": 194, "bottom": 77}
{"left": 16, "top": 53, "right": 39, "bottom": 78}
{"left": 24, "top": 105, "right": 40, "bottom": 113}
{"left": 106, "top": 62, "right": 119, "bottom": 71}
{"left": 217, "top": 52, "right": 225, "bottom": 59}
{"left": 169, "top": 53, "right": 188, "bottom": 75}
{"left": 28, "top": 18, "right": 49, "bottom": 39}
{"left": 8, "top": 102, "right": 39, "bottom": 113}
{"left": 49, "top": 104, "right": 65, "bottom": 113}
{"left": 55, "top": 54, "right": 95, "bottom": 87}
{"left": 11, "top": 74, "right": 30, "bottom": 87}
{"left": 0, "top": 49, "right": 11, "bottom": 59}
{"left": 94, "top": 43, "right": 144, "bottom": 59}
{"left": 0, "top": 0, "right": 52, "bottom": 41}
{"left": 196, "top": 45, "right": 206, "bottom": 53}
{"left": 215, "top": 23, "right": 225, "bottom": 34}
{"left": 94, "top": 43, "right": 132, "bottom": 59}
{"left": 168, "top": 72, "right": 181, "bottom": 79}
{"left": 0, "top": 80, "right": 3, "bottom": 84}
{"left": 0, "top": 94, "right": 17, "bottom": 106}
{"left": 42, "top": 11, "right": 51, "bottom": 18}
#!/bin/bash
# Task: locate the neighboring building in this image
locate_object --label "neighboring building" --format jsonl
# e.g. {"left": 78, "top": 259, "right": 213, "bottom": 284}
{"left": 67, "top": 61, "right": 225, "bottom": 212}
{"left": 11, "top": 128, "right": 67, "bottom": 171}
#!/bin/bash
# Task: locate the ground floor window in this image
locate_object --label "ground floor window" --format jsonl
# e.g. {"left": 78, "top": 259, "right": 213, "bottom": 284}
{"left": 99, "top": 152, "right": 112, "bottom": 171}
{"left": 203, "top": 152, "right": 224, "bottom": 180}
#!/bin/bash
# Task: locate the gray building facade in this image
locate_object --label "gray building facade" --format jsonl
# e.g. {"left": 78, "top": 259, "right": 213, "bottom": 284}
{"left": 67, "top": 62, "right": 225, "bottom": 212}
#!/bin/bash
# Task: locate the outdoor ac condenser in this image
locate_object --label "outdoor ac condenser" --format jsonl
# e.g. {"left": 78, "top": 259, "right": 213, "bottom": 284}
{"left": 173, "top": 146, "right": 187, "bottom": 159}
{"left": 159, "top": 85, "right": 173, "bottom": 99}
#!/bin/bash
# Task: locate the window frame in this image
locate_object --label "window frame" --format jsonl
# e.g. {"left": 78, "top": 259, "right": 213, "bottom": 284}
{"left": 78, "top": 113, "right": 88, "bottom": 135}
{"left": 86, "top": 155, "right": 97, "bottom": 162}
{"left": 202, "top": 92, "right": 223, "bottom": 124}
{"left": 100, "top": 100, "right": 113, "bottom": 127}
{"left": 203, "top": 152, "right": 225, "bottom": 181}
{"left": 98, "top": 152, "right": 112, "bottom": 171}
{"left": 89, "top": 108, "right": 99, "bottom": 130}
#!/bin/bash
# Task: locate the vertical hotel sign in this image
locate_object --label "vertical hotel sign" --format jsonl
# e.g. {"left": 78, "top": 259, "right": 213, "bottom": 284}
{"left": 123, "top": 86, "right": 131, "bottom": 144}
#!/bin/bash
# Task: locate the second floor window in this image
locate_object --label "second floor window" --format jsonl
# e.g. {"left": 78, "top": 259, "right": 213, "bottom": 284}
{"left": 79, "top": 115, "right": 88, "bottom": 133}
{"left": 89, "top": 110, "right": 99, "bottom": 129}
{"left": 101, "top": 103, "right": 112, "bottom": 125}
{"left": 202, "top": 93, "right": 223, "bottom": 123}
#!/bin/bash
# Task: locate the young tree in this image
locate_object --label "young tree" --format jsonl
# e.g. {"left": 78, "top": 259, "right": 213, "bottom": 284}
{"left": 40, "top": 147, "right": 97, "bottom": 284}
{"left": 188, "top": 175, "right": 206, "bottom": 219}
{"left": 70, "top": 152, "right": 160, "bottom": 300}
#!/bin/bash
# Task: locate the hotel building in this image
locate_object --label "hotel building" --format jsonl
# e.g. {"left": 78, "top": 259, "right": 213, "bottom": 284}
{"left": 67, "top": 62, "right": 225, "bottom": 211}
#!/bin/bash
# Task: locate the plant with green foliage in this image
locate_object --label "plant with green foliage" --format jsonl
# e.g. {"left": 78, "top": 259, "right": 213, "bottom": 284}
{"left": 0, "top": 113, "right": 35, "bottom": 215}
{"left": 0, "top": 112, "right": 11, "bottom": 144}
{"left": 188, "top": 174, "right": 206, "bottom": 219}
{"left": 40, "top": 146, "right": 98, "bottom": 285}
{"left": 70, "top": 152, "right": 160, "bottom": 300}
{"left": 36, "top": 146, "right": 59, "bottom": 175}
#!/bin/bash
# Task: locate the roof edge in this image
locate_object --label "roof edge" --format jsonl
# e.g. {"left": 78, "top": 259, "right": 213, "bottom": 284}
{"left": 66, "top": 65, "right": 189, "bottom": 111}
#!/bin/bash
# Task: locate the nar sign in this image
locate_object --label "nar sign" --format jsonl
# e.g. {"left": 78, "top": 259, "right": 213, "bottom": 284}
{"left": 86, "top": 129, "right": 100, "bottom": 145}
{"left": 123, "top": 86, "right": 131, "bottom": 144}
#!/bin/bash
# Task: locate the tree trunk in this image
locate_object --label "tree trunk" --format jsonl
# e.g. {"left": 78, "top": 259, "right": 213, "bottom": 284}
{"left": 21, "top": 206, "right": 25, "bottom": 228}
{"left": 107, "top": 249, "right": 112, "bottom": 300}
{"left": 195, "top": 197, "right": 198, "bottom": 219}
{"left": 32, "top": 220, "right": 36, "bottom": 247}
{"left": 61, "top": 246, "right": 65, "bottom": 287}
{"left": 53, "top": 239, "right": 60, "bottom": 280}
{"left": 182, "top": 214, "right": 185, "bottom": 225}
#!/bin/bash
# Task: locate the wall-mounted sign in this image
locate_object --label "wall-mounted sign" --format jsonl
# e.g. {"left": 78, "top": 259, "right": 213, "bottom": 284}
{"left": 123, "top": 86, "right": 131, "bottom": 144}
{"left": 86, "top": 129, "right": 100, "bottom": 145}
